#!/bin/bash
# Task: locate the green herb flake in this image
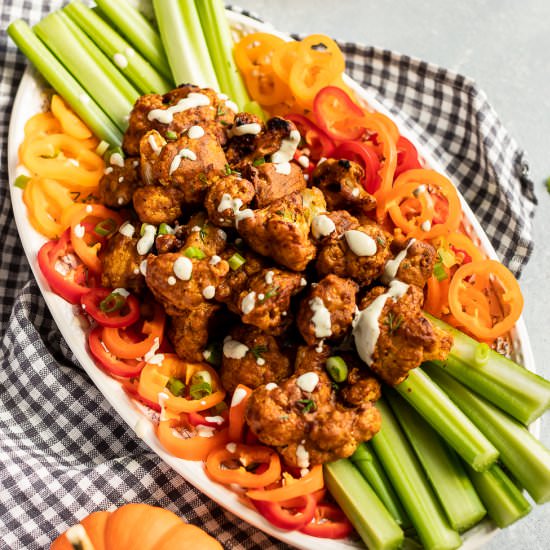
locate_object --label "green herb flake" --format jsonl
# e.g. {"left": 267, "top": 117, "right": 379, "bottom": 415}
{"left": 384, "top": 312, "right": 404, "bottom": 335}
{"left": 259, "top": 286, "right": 279, "bottom": 303}
{"left": 184, "top": 246, "right": 206, "bottom": 260}
{"left": 166, "top": 377, "right": 185, "bottom": 397}
{"left": 376, "top": 236, "right": 386, "bottom": 247}
{"left": 546, "top": 176, "right": 550, "bottom": 194}
{"left": 216, "top": 106, "right": 226, "bottom": 117}
{"left": 433, "top": 261, "right": 448, "bottom": 282}
{"left": 253, "top": 157, "right": 266, "bottom": 167}
{"left": 198, "top": 172, "right": 208, "bottom": 184}
{"left": 297, "top": 398, "right": 316, "bottom": 414}
{"left": 165, "top": 130, "right": 178, "bottom": 140}
{"left": 199, "top": 223, "right": 209, "bottom": 242}
{"left": 250, "top": 345, "right": 268, "bottom": 360}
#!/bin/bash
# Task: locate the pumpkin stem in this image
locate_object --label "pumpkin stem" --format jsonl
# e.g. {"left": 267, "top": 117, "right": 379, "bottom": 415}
{"left": 66, "top": 524, "right": 97, "bottom": 550}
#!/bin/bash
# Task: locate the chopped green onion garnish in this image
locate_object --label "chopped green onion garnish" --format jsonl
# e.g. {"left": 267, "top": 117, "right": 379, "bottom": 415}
{"left": 250, "top": 345, "right": 268, "bottom": 360}
{"left": 158, "top": 222, "right": 174, "bottom": 235}
{"left": 94, "top": 218, "right": 117, "bottom": 237}
{"left": 184, "top": 246, "right": 206, "bottom": 260}
{"left": 99, "top": 291, "right": 126, "bottom": 313}
{"left": 95, "top": 140, "right": 110, "bottom": 156}
{"left": 253, "top": 157, "right": 266, "bottom": 167}
{"left": 474, "top": 342, "right": 491, "bottom": 367}
{"left": 203, "top": 342, "right": 222, "bottom": 367}
{"left": 326, "top": 356, "right": 348, "bottom": 383}
{"left": 433, "top": 262, "right": 448, "bottom": 281}
{"left": 165, "top": 130, "right": 178, "bottom": 140}
{"left": 259, "top": 286, "right": 279, "bottom": 303}
{"left": 14, "top": 175, "right": 31, "bottom": 190}
{"left": 297, "top": 398, "right": 316, "bottom": 413}
{"left": 189, "top": 381, "right": 213, "bottom": 400}
{"left": 192, "top": 370, "right": 213, "bottom": 386}
{"left": 228, "top": 252, "right": 246, "bottom": 271}
{"left": 166, "top": 377, "right": 185, "bottom": 397}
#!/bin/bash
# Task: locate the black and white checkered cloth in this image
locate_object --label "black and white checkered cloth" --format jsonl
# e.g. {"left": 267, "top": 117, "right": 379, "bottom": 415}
{"left": 0, "top": 2, "right": 537, "bottom": 549}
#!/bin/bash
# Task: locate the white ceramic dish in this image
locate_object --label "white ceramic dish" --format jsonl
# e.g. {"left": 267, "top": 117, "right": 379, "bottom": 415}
{"left": 7, "top": 10, "right": 537, "bottom": 550}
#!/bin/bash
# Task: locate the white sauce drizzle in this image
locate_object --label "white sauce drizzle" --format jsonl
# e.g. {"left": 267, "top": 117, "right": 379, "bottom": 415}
{"left": 231, "top": 387, "right": 248, "bottom": 407}
{"left": 205, "top": 416, "right": 225, "bottom": 425}
{"left": 223, "top": 336, "right": 249, "bottom": 359}
{"left": 118, "top": 221, "right": 135, "bottom": 238}
{"left": 110, "top": 152, "right": 124, "bottom": 167}
{"left": 148, "top": 134, "right": 162, "bottom": 155}
{"left": 311, "top": 215, "right": 336, "bottom": 240}
{"left": 265, "top": 270, "right": 274, "bottom": 285}
{"left": 226, "top": 100, "right": 238, "bottom": 112}
{"left": 381, "top": 239, "right": 416, "bottom": 284}
{"left": 197, "top": 425, "right": 216, "bottom": 438}
{"left": 112, "top": 287, "right": 129, "bottom": 298}
{"left": 169, "top": 148, "right": 197, "bottom": 175}
{"left": 210, "top": 255, "right": 221, "bottom": 266}
{"left": 217, "top": 194, "right": 254, "bottom": 227}
{"left": 274, "top": 162, "right": 291, "bottom": 175}
{"left": 265, "top": 382, "right": 278, "bottom": 391}
{"left": 297, "top": 155, "right": 310, "bottom": 168}
{"left": 271, "top": 129, "right": 300, "bottom": 164}
{"left": 231, "top": 123, "right": 262, "bottom": 136}
{"left": 113, "top": 53, "right": 128, "bottom": 68}
{"left": 137, "top": 224, "right": 156, "bottom": 255}
{"left": 352, "top": 280, "right": 410, "bottom": 366}
{"left": 421, "top": 220, "right": 432, "bottom": 232}
{"left": 296, "top": 372, "right": 319, "bottom": 393}
{"left": 309, "top": 297, "right": 332, "bottom": 338}
{"left": 73, "top": 224, "right": 85, "bottom": 239}
{"left": 241, "top": 291, "right": 257, "bottom": 315}
{"left": 187, "top": 125, "right": 205, "bottom": 139}
{"left": 139, "top": 259, "right": 148, "bottom": 276}
{"left": 167, "top": 276, "right": 177, "bottom": 286}
{"left": 296, "top": 444, "right": 310, "bottom": 468}
{"left": 202, "top": 285, "right": 215, "bottom": 299}
{"left": 345, "top": 230, "right": 377, "bottom": 257}
{"left": 173, "top": 256, "right": 193, "bottom": 280}
{"left": 147, "top": 93, "right": 210, "bottom": 124}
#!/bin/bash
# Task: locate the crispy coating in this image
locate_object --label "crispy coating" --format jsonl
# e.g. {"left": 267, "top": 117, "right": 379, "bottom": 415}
{"left": 242, "top": 162, "right": 306, "bottom": 208}
{"left": 215, "top": 247, "right": 265, "bottom": 313}
{"left": 98, "top": 157, "right": 140, "bottom": 208}
{"left": 145, "top": 253, "right": 229, "bottom": 315}
{"left": 132, "top": 185, "right": 184, "bottom": 225}
{"left": 220, "top": 325, "right": 292, "bottom": 393}
{"left": 168, "top": 303, "right": 220, "bottom": 362}
{"left": 224, "top": 112, "right": 265, "bottom": 166}
{"left": 317, "top": 223, "right": 392, "bottom": 285}
{"left": 390, "top": 239, "right": 437, "bottom": 289}
{"left": 358, "top": 285, "right": 453, "bottom": 385}
{"left": 204, "top": 174, "right": 256, "bottom": 228}
{"left": 296, "top": 274, "right": 358, "bottom": 345}
{"left": 179, "top": 212, "right": 228, "bottom": 257}
{"left": 153, "top": 132, "right": 227, "bottom": 206}
{"left": 123, "top": 85, "right": 234, "bottom": 156}
{"left": 237, "top": 268, "right": 304, "bottom": 335}
{"left": 238, "top": 191, "right": 318, "bottom": 272}
{"left": 99, "top": 232, "right": 145, "bottom": 293}
{"left": 311, "top": 158, "right": 376, "bottom": 212}
{"left": 245, "top": 346, "right": 382, "bottom": 467}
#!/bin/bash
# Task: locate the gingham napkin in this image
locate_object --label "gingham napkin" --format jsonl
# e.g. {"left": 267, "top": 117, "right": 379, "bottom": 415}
{"left": 0, "top": 2, "right": 537, "bottom": 549}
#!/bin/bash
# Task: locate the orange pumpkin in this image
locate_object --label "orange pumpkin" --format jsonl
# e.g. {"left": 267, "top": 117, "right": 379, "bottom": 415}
{"left": 50, "top": 504, "right": 221, "bottom": 550}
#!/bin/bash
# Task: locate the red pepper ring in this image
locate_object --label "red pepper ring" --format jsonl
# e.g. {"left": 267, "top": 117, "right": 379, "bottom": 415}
{"left": 252, "top": 493, "right": 317, "bottom": 531}
{"left": 299, "top": 502, "right": 354, "bottom": 539}
{"left": 393, "top": 135, "right": 423, "bottom": 179}
{"left": 101, "top": 302, "right": 166, "bottom": 359}
{"left": 37, "top": 229, "right": 94, "bottom": 304}
{"left": 283, "top": 113, "right": 335, "bottom": 161}
{"left": 81, "top": 288, "right": 140, "bottom": 328}
{"left": 333, "top": 140, "right": 381, "bottom": 194}
{"left": 88, "top": 326, "right": 145, "bottom": 378}
{"left": 205, "top": 443, "right": 282, "bottom": 489}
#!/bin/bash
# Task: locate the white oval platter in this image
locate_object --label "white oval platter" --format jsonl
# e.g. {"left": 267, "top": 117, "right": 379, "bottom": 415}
{"left": 7, "top": 9, "right": 537, "bottom": 550}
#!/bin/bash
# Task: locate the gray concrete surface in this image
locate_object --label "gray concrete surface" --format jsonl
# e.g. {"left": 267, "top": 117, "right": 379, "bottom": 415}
{"left": 236, "top": 0, "right": 550, "bottom": 547}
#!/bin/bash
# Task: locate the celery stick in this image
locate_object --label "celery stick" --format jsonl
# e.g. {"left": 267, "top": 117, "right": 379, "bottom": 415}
{"left": 371, "top": 399, "right": 462, "bottom": 550}
{"left": 94, "top": 0, "right": 173, "bottom": 81}
{"left": 324, "top": 460, "right": 403, "bottom": 550}
{"left": 7, "top": 20, "right": 122, "bottom": 145}
{"left": 350, "top": 442, "right": 411, "bottom": 528}
{"left": 153, "top": 0, "right": 219, "bottom": 89}
{"left": 396, "top": 368, "right": 499, "bottom": 471}
{"left": 425, "top": 364, "right": 550, "bottom": 504}
{"left": 427, "top": 313, "right": 550, "bottom": 425}
{"left": 195, "top": 0, "right": 250, "bottom": 108}
{"left": 387, "top": 390, "right": 486, "bottom": 532}
{"left": 34, "top": 12, "right": 137, "bottom": 132}
{"left": 467, "top": 463, "right": 531, "bottom": 528}
{"left": 64, "top": 0, "right": 171, "bottom": 95}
